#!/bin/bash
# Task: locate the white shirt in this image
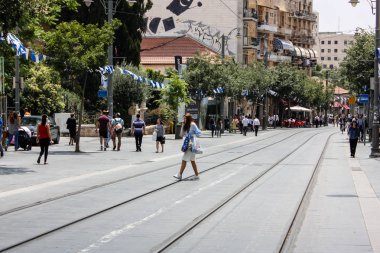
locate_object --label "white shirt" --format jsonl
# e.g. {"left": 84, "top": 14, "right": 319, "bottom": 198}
{"left": 242, "top": 117, "right": 249, "bottom": 127}
{"left": 253, "top": 118, "right": 260, "bottom": 126}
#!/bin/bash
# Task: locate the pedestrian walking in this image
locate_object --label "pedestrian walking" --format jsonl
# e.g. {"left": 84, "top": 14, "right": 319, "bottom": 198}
{"left": 357, "top": 115, "right": 364, "bottom": 142}
{"left": 253, "top": 116, "right": 260, "bottom": 136}
{"left": 111, "top": 113, "right": 124, "bottom": 151}
{"left": 6, "top": 112, "right": 20, "bottom": 151}
{"left": 231, "top": 116, "right": 239, "bottom": 133}
{"left": 96, "top": 110, "right": 111, "bottom": 151}
{"left": 66, "top": 113, "right": 77, "bottom": 146}
{"left": 215, "top": 118, "right": 222, "bottom": 137}
{"left": 131, "top": 114, "right": 146, "bottom": 152}
{"left": 348, "top": 120, "right": 360, "bottom": 158}
{"left": 209, "top": 118, "right": 216, "bottom": 138}
{"left": 36, "top": 114, "right": 53, "bottom": 164}
{"left": 173, "top": 113, "right": 202, "bottom": 180}
{"left": 154, "top": 118, "right": 165, "bottom": 153}
{"left": 242, "top": 115, "right": 249, "bottom": 136}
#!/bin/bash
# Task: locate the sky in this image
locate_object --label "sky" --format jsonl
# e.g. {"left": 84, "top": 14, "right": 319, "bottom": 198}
{"left": 313, "top": 0, "right": 375, "bottom": 33}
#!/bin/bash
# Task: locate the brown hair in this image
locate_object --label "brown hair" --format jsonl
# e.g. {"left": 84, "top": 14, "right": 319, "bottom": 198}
{"left": 183, "top": 113, "right": 192, "bottom": 132}
{"left": 41, "top": 114, "right": 47, "bottom": 126}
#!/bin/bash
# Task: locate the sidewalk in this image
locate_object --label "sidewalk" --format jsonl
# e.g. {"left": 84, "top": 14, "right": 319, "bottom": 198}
{"left": 292, "top": 132, "right": 380, "bottom": 253}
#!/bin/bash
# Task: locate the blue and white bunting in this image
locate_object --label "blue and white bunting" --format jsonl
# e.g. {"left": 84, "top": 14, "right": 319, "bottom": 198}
{"left": 99, "top": 65, "right": 114, "bottom": 75}
{"left": 213, "top": 87, "right": 224, "bottom": 94}
{"left": 1, "top": 33, "right": 48, "bottom": 62}
{"left": 118, "top": 67, "right": 165, "bottom": 89}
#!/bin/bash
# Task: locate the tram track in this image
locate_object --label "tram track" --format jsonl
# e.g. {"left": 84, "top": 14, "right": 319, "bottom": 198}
{"left": 0, "top": 129, "right": 323, "bottom": 253}
{"left": 0, "top": 130, "right": 301, "bottom": 217}
{"left": 153, "top": 131, "right": 335, "bottom": 253}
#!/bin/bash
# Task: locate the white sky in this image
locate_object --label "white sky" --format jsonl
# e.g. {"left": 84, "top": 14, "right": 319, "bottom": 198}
{"left": 313, "top": 0, "right": 375, "bottom": 33}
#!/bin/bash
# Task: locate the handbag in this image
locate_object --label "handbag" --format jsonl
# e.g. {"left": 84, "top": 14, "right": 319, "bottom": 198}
{"left": 161, "top": 136, "right": 166, "bottom": 144}
{"left": 192, "top": 136, "right": 203, "bottom": 154}
{"left": 181, "top": 135, "right": 191, "bottom": 152}
{"left": 152, "top": 131, "right": 157, "bottom": 141}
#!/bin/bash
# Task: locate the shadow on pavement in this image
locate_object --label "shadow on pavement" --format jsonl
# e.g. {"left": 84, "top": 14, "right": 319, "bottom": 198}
{"left": 0, "top": 166, "right": 35, "bottom": 175}
{"left": 49, "top": 151, "right": 99, "bottom": 155}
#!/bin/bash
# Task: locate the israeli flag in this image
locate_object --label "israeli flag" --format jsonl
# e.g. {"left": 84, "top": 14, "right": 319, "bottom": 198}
{"left": 213, "top": 87, "right": 224, "bottom": 94}
{"left": 242, "top": 90, "right": 249, "bottom": 96}
{"left": 0, "top": 33, "right": 5, "bottom": 41}
{"left": 100, "top": 65, "right": 114, "bottom": 75}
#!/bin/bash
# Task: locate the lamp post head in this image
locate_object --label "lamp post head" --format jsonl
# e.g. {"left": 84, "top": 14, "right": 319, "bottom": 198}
{"left": 349, "top": 0, "right": 359, "bottom": 7}
{"left": 83, "top": 0, "right": 93, "bottom": 7}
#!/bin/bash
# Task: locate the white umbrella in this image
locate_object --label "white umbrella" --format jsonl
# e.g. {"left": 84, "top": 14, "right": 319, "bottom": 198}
{"left": 288, "top": 105, "right": 312, "bottom": 112}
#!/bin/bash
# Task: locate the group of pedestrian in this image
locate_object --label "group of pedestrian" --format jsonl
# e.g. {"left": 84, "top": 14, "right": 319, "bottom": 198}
{"left": 229, "top": 114, "right": 260, "bottom": 136}
{"left": 209, "top": 118, "right": 222, "bottom": 138}
{"left": 95, "top": 110, "right": 126, "bottom": 151}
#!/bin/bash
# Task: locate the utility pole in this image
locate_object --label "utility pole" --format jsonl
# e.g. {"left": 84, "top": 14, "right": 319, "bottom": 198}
{"left": 107, "top": 0, "right": 114, "bottom": 117}
{"left": 325, "top": 70, "right": 329, "bottom": 126}
{"left": 15, "top": 55, "right": 20, "bottom": 113}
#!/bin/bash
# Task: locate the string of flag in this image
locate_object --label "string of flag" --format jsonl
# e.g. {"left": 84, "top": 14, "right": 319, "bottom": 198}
{"left": 98, "top": 66, "right": 166, "bottom": 89}
{"left": 0, "top": 32, "right": 48, "bottom": 63}
{"left": 213, "top": 87, "right": 224, "bottom": 94}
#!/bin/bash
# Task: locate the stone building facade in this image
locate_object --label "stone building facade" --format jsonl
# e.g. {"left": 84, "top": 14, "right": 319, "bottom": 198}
{"left": 315, "top": 32, "right": 355, "bottom": 69}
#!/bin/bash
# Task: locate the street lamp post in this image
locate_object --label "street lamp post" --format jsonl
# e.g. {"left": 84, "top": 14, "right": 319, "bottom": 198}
{"left": 84, "top": 0, "right": 136, "bottom": 117}
{"left": 350, "top": 0, "right": 380, "bottom": 157}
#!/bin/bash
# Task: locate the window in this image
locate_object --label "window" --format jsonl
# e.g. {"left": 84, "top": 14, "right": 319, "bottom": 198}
{"left": 321, "top": 41, "right": 325, "bottom": 44}
{"left": 323, "top": 64, "right": 327, "bottom": 69}
{"left": 344, "top": 40, "right": 348, "bottom": 45}
{"left": 329, "top": 64, "right": 334, "bottom": 69}
{"left": 321, "top": 49, "right": 325, "bottom": 53}
{"left": 328, "top": 40, "right": 331, "bottom": 44}
{"left": 334, "top": 41, "right": 338, "bottom": 44}
{"left": 321, "top": 57, "right": 325, "bottom": 60}
{"left": 334, "top": 57, "right": 338, "bottom": 61}
{"left": 327, "top": 57, "right": 331, "bottom": 60}
{"left": 334, "top": 49, "right": 338, "bottom": 53}
{"left": 328, "top": 49, "right": 331, "bottom": 53}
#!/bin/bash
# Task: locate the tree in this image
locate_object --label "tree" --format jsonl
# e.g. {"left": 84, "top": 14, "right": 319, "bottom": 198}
{"left": 340, "top": 29, "right": 375, "bottom": 94}
{"left": 21, "top": 64, "right": 65, "bottom": 114}
{"left": 44, "top": 20, "right": 120, "bottom": 152}
{"left": 157, "top": 70, "right": 192, "bottom": 124}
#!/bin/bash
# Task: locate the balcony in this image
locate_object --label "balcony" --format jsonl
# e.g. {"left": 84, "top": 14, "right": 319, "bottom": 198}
{"left": 243, "top": 36, "right": 260, "bottom": 49}
{"left": 290, "top": 11, "right": 317, "bottom": 22}
{"left": 257, "top": 22, "right": 278, "bottom": 33}
{"left": 278, "top": 27, "right": 292, "bottom": 35}
{"left": 243, "top": 8, "right": 258, "bottom": 22}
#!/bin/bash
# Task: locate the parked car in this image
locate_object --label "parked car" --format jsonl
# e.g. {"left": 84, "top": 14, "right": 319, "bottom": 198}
{"left": 21, "top": 115, "right": 60, "bottom": 145}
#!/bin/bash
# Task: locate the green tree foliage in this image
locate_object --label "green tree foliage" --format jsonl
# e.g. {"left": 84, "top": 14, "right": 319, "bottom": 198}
{"left": 145, "top": 68, "right": 165, "bottom": 110}
{"left": 340, "top": 29, "right": 375, "bottom": 94}
{"left": 21, "top": 64, "right": 65, "bottom": 115}
{"left": 43, "top": 20, "right": 119, "bottom": 151}
{"left": 113, "top": 65, "right": 146, "bottom": 123}
{"left": 157, "top": 70, "right": 192, "bottom": 120}
{"left": 60, "top": 0, "right": 153, "bottom": 66}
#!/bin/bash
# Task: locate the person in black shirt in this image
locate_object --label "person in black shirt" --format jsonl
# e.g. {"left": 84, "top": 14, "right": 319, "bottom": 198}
{"left": 66, "top": 113, "right": 77, "bottom": 146}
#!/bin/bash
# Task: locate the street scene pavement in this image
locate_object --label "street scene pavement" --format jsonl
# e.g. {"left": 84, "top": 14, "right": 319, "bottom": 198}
{"left": 0, "top": 126, "right": 379, "bottom": 253}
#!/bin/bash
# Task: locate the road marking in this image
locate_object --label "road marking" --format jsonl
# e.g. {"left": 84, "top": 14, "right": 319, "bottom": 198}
{"left": 349, "top": 158, "right": 380, "bottom": 253}
{"left": 0, "top": 133, "right": 268, "bottom": 198}
{"left": 77, "top": 169, "right": 241, "bottom": 253}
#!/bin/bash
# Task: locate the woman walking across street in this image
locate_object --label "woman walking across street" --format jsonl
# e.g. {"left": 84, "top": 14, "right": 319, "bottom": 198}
{"left": 37, "top": 114, "right": 53, "bottom": 164}
{"left": 348, "top": 120, "right": 360, "bottom": 158}
{"left": 155, "top": 118, "right": 165, "bottom": 153}
{"left": 173, "top": 113, "right": 202, "bottom": 180}
{"left": 6, "top": 112, "right": 20, "bottom": 151}
{"left": 209, "top": 118, "right": 216, "bottom": 138}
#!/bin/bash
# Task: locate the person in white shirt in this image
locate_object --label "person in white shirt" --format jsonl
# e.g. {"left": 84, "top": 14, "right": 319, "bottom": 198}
{"left": 253, "top": 116, "right": 260, "bottom": 136}
{"left": 242, "top": 116, "right": 250, "bottom": 136}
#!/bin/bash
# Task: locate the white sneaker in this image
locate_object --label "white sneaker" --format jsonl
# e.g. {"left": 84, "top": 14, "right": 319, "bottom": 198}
{"left": 192, "top": 175, "right": 200, "bottom": 180}
{"left": 173, "top": 174, "right": 182, "bottom": 180}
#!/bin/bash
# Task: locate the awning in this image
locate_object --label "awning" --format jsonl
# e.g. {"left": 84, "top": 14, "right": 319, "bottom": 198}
{"left": 343, "top": 105, "right": 350, "bottom": 109}
{"left": 307, "top": 49, "right": 315, "bottom": 59}
{"left": 286, "top": 105, "right": 312, "bottom": 112}
{"left": 333, "top": 102, "right": 341, "bottom": 107}
{"left": 299, "top": 47, "right": 310, "bottom": 58}
{"left": 310, "top": 49, "right": 318, "bottom": 59}
{"left": 293, "top": 46, "right": 302, "bottom": 57}
{"left": 273, "top": 38, "right": 294, "bottom": 51}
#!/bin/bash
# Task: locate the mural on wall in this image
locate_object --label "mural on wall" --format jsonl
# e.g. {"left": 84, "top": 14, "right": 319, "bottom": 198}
{"left": 145, "top": 0, "right": 239, "bottom": 56}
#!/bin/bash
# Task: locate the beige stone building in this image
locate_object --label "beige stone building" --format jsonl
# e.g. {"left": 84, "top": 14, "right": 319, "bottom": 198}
{"left": 143, "top": 0, "right": 319, "bottom": 68}
{"left": 315, "top": 32, "right": 355, "bottom": 69}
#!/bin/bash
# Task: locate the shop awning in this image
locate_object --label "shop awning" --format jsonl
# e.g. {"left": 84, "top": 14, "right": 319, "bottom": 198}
{"left": 307, "top": 49, "right": 315, "bottom": 59}
{"left": 343, "top": 105, "right": 350, "bottom": 109}
{"left": 286, "top": 105, "right": 312, "bottom": 112}
{"left": 333, "top": 102, "right": 342, "bottom": 107}
{"left": 273, "top": 38, "right": 294, "bottom": 51}
{"left": 293, "top": 46, "right": 302, "bottom": 57}
{"left": 299, "top": 47, "right": 310, "bottom": 58}
{"left": 309, "top": 48, "right": 318, "bottom": 59}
